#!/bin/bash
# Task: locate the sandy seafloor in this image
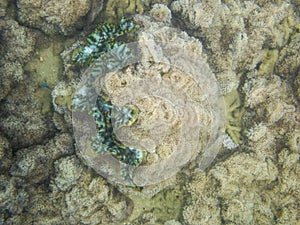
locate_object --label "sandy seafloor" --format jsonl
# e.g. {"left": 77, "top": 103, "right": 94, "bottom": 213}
{"left": 0, "top": 0, "right": 299, "bottom": 224}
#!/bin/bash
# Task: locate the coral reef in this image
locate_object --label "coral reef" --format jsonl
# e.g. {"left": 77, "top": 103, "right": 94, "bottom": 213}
{"left": 1, "top": 1, "right": 299, "bottom": 225}
{"left": 16, "top": 0, "right": 103, "bottom": 35}
{"left": 182, "top": 171, "right": 221, "bottom": 224}
{"left": 52, "top": 157, "right": 133, "bottom": 224}
{"left": 0, "top": 176, "right": 29, "bottom": 223}
{"left": 51, "top": 156, "right": 83, "bottom": 192}
{"left": 243, "top": 74, "right": 295, "bottom": 125}
{"left": 171, "top": 0, "right": 297, "bottom": 94}
{"left": 168, "top": 1, "right": 299, "bottom": 224}
{"left": 182, "top": 149, "right": 297, "bottom": 225}
{"left": 0, "top": 61, "right": 23, "bottom": 101}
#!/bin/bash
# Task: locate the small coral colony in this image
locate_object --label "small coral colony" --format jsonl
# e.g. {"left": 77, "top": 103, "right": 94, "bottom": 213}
{"left": 72, "top": 17, "right": 144, "bottom": 167}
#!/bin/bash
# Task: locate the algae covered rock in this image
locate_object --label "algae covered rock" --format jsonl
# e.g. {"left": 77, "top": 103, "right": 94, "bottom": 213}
{"left": 171, "top": 0, "right": 296, "bottom": 94}
{"left": 51, "top": 155, "right": 83, "bottom": 192}
{"left": 0, "top": 0, "right": 8, "bottom": 17}
{"left": 0, "top": 80, "right": 56, "bottom": 149}
{"left": 0, "top": 61, "right": 23, "bottom": 101}
{"left": 10, "top": 133, "right": 74, "bottom": 184}
{"left": 0, "top": 176, "right": 29, "bottom": 222}
{"left": 0, "top": 19, "right": 37, "bottom": 63}
{"left": 0, "top": 135, "right": 11, "bottom": 172}
{"left": 0, "top": 19, "right": 36, "bottom": 100}
{"left": 62, "top": 175, "right": 132, "bottom": 224}
{"left": 16, "top": 0, "right": 103, "bottom": 35}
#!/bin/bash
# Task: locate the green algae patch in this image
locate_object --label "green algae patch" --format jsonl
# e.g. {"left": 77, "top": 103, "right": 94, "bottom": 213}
{"left": 53, "top": 94, "right": 73, "bottom": 112}
{"left": 24, "top": 42, "right": 63, "bottom": 88}
{"left": 24, "top": 40, "right": 64, "bottom": 116}
{"left": 126, "top": 186, "right": 184, "bottom": 223}
{"left": 34, "top": 87, "right": 53, "bottom": 116}
{"left": 224, "top": 90, "right": 244, "bottom": 145}
{"left": 257, "top": 49, "right": 279, "bottom": 76}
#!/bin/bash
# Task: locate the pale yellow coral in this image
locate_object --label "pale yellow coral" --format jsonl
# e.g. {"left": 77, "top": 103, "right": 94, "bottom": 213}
{"left": 150, "top": 4, "right": 172, "bottom": 23}
{"left": 103, "top": 0, "right": 150, "bottom": 22}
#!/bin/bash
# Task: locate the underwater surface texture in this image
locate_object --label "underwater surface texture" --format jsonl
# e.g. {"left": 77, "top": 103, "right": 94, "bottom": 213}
{"left": 0, "top": 0, "right": 299, "bottom": 224}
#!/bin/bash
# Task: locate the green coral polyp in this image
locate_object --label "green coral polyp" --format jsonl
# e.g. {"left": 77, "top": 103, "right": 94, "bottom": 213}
{"left": 72, "top": 17, "right": 137, "bottom": 65}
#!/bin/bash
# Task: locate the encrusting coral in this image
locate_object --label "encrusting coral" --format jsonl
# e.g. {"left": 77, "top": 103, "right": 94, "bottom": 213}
{"left": 0, "top": 79, "right": 56, "bottom": 149}
{"left": 16, "top": 0, "right": 102, "bottom": 35}
{"left": 10, "top": 133, "right": 74, "bottom": 184}
{"left": 0, "top": 19, "right": 36, "bottom": 100}
{"left": 171, "top": 0, "right": 297, "bottom": 94}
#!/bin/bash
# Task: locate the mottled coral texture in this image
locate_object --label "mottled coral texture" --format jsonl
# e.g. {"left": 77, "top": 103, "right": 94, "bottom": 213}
{"left": 170, "top": 0, "right": 299, "bottom": 224}
{"left": 16, "top": 0, "right": 103, "bottom": 35}
{"left": 0, "top": 1, "right": 299, "bottom": 225}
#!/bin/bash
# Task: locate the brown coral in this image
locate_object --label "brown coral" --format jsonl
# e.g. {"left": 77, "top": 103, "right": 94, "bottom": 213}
{"left": 17, "top": 0, "right": 102, "bottom": 35}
